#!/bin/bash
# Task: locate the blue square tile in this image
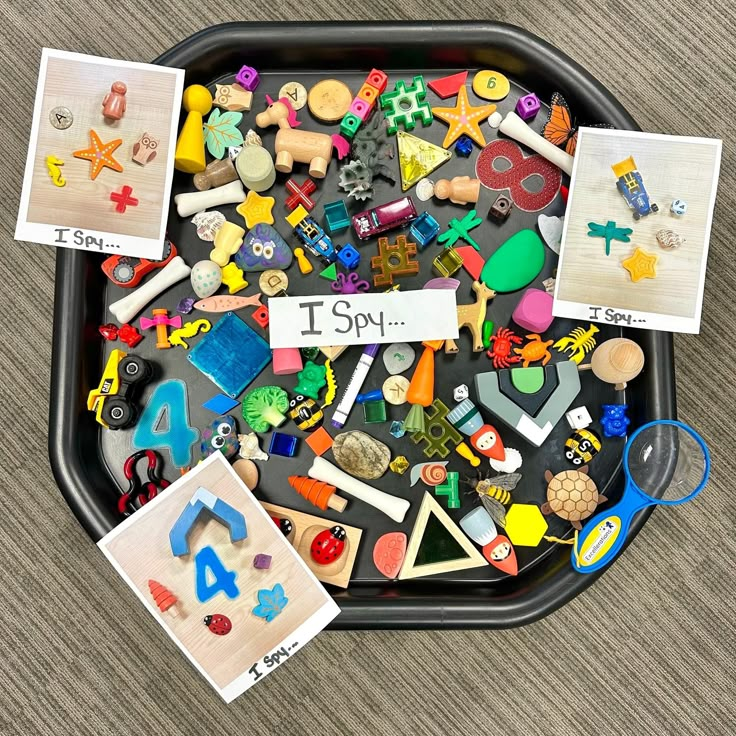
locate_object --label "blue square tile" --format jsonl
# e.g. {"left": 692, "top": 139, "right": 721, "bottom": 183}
{"left": 189, "top": 312, "right": 271, "bottom": 398}
{"left": 269, "top": 432, "right": 299, "bottom": 457}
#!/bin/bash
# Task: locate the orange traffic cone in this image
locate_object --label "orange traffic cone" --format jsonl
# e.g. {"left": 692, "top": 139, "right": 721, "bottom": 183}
{"left": 148, "top": 579, "right": 179, "bottom": 617}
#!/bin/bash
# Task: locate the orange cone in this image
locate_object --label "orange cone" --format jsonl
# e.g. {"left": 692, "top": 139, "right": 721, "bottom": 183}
{"left": 288, "top": 476, "right": 347, "bottom": 512}
{"left": 148, "top": 579, "right": 178, "bottom": 615}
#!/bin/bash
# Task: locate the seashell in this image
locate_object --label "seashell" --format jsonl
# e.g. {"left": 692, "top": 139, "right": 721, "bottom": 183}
{"left": 656, "top": 228, "right": 684, "bottom": 250}
{"left": 244, "top": 129, "right": 262, "bottom": 147}
{"left": 237, "top": 432, "right": 269, "bottom": 462}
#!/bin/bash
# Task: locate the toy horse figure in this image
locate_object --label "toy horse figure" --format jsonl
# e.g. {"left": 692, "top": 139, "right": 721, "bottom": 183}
{"left": 255, "top": 96, "right": 350, "bottom": 178}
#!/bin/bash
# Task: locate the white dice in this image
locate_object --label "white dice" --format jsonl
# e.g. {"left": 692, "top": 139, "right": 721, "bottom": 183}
{"left": 453, "top": 384, "right": 469, "bottom": 402}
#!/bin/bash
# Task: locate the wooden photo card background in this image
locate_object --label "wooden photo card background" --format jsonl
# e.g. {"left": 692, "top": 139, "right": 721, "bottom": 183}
{"left": 15, "top": 49, "right": 184, "bottom": 259}
{"left": 554, "top": 128, "right": 722, "bottom": 334}
{"left": 99, "top": 453, "right": 339, "bottom": 702}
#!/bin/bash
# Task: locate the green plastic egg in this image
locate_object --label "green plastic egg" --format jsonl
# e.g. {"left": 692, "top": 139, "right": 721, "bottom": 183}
{"left": 480, "top": 229, "right": 546, "bottom": 293}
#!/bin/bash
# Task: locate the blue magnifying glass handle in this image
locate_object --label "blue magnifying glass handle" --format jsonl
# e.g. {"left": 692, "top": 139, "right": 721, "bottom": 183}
{"left": 571, "top": 481, "right": 651, "bottom": 573}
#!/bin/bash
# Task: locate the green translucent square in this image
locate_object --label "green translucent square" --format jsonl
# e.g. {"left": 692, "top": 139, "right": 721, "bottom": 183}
{"left": 363, "top": 399, "right": 387, "bottom": 424}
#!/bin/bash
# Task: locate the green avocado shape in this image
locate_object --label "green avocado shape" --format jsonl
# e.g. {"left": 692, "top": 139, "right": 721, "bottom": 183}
{"left": 480, "top": 229, "right": 546, "bottom": 293}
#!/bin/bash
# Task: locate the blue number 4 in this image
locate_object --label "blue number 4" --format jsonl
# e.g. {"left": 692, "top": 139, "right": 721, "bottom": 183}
{"left": 194, "top": 545, "right": 239, "bottom": 603}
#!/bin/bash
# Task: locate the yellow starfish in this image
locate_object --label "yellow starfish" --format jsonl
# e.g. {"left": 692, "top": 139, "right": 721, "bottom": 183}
{"left": 622, "top": 247, "right": 658, "bottom": 282}
{"left": 432, "top": 87, "right": 496, "bottom": 149}
{"left": 236, "top": 190, "right": 276, "bottom": 229}
{"left": 72, "top": 129, "right": 123, "bottom": 180}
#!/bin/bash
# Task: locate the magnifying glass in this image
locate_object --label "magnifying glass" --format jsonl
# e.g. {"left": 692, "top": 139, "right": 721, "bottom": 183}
{"left": 572, "top": 420, "right": 710, "bottom": 573}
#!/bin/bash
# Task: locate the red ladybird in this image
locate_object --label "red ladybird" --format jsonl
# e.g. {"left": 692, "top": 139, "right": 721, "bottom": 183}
{"left": 310, "top": 525, "right": 346, "bottom": 565}
{"left": 203, "top": 613, "right": 232, "bottom": 635}
{"left": 271, "top": 515, "right": 293, "bottom": 536}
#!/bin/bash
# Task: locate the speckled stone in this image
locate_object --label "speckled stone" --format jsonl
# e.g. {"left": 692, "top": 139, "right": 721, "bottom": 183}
{"left": 332, "top": 430, "right": 391, "bottom": 480}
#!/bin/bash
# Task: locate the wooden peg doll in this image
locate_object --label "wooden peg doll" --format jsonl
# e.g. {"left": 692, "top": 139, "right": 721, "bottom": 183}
{"left": 103, "top": 81, "right": 128, "bottom": 120}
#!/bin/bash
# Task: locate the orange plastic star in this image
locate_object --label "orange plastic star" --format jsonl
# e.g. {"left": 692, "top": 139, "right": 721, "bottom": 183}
{"left": 432, "top": 87, "right": 496, "bottom": 149}
{"left": 73, "top": 129, "right": 123, "bottom": 180}
{"left": 622, "top": 247, "right": 658, "bottom": 282}
{"left": 236, "top": 190, "right": 275, "bottom": 228}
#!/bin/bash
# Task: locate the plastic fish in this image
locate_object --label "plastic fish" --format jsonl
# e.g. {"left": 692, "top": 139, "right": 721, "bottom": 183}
{"left": 194, "top": 293, "right": 262, "bottom": 313}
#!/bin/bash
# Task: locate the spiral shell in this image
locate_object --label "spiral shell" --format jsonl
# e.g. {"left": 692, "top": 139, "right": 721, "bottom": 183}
{"left": 410, "top": 461, "right": 449, "bottom": 487}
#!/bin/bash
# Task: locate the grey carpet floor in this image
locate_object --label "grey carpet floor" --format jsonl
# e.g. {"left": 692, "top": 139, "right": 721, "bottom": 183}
{"left": 0, "top": 3, "right": 734, "bottom": 735}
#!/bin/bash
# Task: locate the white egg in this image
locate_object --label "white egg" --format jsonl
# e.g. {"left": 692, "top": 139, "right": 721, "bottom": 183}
{"left": 191, "top": 260, "right": 222, "bottom": 298}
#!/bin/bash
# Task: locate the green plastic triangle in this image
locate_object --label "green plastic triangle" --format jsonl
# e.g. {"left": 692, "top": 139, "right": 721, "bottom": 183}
{"left": 398, "top": 131, "right": 453, "bottom": 192}
{"left": 319, "top": 263, "right": 338, "bottom": 281}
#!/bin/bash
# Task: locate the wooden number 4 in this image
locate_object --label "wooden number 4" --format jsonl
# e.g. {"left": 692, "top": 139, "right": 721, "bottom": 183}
{"left": 194, "top": 545, "right": 239, "bottom": 603}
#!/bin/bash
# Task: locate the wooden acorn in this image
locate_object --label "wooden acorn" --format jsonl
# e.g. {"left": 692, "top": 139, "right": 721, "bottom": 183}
{"left": 148, "top": 579, "right": 179, "bottom": 617}
{"left": 288, "top": 475, "right": 347, "bottom": 512}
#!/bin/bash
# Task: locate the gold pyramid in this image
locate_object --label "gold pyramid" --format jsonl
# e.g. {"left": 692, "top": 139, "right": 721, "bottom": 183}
{"left": 397, "top": 131, "right": 453, "bottom": 192}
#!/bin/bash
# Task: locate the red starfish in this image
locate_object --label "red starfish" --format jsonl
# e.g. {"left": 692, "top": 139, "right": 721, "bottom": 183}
{"left": 73, "top": 129, "right": 123, "bottom": 180}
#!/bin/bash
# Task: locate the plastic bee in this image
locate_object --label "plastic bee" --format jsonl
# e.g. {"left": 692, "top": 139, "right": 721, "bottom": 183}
{"left": 565, "top": 429, "right": 602, "bottom": 466}
{"left": 288, "top": 395, "right": 324, "bottom": 432}
{"left": 463, "top": 472, "right": 522, "bottom": 527}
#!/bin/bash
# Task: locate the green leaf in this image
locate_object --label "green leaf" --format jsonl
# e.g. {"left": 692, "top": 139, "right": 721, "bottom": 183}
{"left": 203, "top": 109, "right": 244, "bottom": 159}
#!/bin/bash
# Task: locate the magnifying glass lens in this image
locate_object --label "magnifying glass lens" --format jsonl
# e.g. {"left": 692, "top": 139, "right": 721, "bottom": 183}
{"left": 626, "top": 423, "right": 708, "bottom": 502}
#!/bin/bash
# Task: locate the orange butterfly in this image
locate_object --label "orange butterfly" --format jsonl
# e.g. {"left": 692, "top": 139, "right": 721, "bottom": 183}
{"left": 543, "top": 92, "right": 579, "bottom": 156}
{"left": 543, "top": 93, "right": 615, "bottom": 157}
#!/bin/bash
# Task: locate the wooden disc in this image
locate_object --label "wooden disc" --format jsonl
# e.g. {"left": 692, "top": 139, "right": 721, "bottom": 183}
{"left": 308, "top": 79, "right": 353, "bottom": 122}
{"left": 382, "top": 375, "right": 410, "bottom": 405}
{"left": 279, "top": 81, "right": 308, "bottom": 110}
{"left": 259, "top": 269, "right": 289, "bottom": 296}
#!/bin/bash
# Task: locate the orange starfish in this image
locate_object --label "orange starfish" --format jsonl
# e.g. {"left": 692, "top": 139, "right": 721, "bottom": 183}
{"left": 432, "top": 87, "right": 496, "bottom": 149}
{"left": 73, "top": 129, "right": 123, "bottom": 180}
{"left": 621, "top": 247, "right": 658, "bottom": 282}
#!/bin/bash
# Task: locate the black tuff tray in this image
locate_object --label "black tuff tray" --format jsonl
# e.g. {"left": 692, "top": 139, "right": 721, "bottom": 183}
{"left": 48, "top": 22, "right": 676, "bottom": 629}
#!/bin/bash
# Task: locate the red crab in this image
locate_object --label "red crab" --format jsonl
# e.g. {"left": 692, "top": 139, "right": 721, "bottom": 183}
{"left": 487, "top": 327, "right": 522, "bottom": 369}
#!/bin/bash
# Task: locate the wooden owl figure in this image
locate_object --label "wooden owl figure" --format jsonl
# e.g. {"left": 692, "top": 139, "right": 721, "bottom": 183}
{"left": 213, "top": 83, "right": 253, "bottom": 112}
{"left": 132, "top": 132, "right": 159, "bottom": 165}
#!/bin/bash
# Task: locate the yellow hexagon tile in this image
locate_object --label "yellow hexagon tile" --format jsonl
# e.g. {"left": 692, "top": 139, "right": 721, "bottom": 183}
{"left": 505, "top": 503, "right": 549, "bottom": 547}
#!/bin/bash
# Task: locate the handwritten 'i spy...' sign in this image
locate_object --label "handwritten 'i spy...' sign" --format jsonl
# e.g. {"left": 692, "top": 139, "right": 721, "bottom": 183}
{"left": 268, "top": 290, "right": 459, "bottom": 349}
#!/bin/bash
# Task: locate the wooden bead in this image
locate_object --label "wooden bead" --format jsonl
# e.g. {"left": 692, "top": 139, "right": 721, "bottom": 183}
{"left": 489, "top": 194, "right": 513, "bottom": 222}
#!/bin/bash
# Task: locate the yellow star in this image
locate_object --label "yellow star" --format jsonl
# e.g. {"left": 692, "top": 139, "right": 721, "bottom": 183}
{"left": 622, "top": 247, "right": 658, "bottom": 282}
{"left": 236, "top": 190, "right": 275, "bottom": 229}
{"left": 72, "top": 129, "right": 123, "bottom": 180}
{"left": 432, "top": 87, "right": 496, "bottom": 149}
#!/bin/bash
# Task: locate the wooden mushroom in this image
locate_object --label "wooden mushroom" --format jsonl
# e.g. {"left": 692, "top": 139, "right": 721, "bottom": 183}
{"left": 580, "top": 338, "right": 645, "bottom": 390}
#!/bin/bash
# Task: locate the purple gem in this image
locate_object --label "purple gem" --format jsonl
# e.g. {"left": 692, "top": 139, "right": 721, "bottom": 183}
{"left": 177, "top": 297, "right": 195, "bottom": 314}
{"left": 253, "top": 553, "right": 272, "bottom": 569}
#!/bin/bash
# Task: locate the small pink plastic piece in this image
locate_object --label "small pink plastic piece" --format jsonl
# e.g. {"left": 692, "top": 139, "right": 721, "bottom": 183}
{"left": 349, "top": 97, "right": 371, "bottom": 121}
{"left": 272, "top": 347, "right": 303, "bottom": 376}
{"left": 512, "top": 288, "right": 554, "bottom": 332}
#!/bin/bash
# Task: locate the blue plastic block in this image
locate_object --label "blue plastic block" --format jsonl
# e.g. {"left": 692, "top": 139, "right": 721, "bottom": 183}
{"left": 269, "top": 432, "right": 299, "bottom": 457}
{"left": 323, "top": 200, "right": 351, "bottom": 234}
{"left": 409, "top": 211, "right": 441, "bottom": 250}
{"left": 132, "top": 379, "right": 199, "bottom": 468}
{"left": 202, "top": 393, "right": 240, "bottom": 415}
{"left": 336, "top": 243, "right": 360, "bottom": 270}
{"left": 188, "top": 312, "right": 271, "bottom": 398}
{"left": 454, "top": 135, "right": 473, "bottom": 157}
{"left": 194, "top": 545, "right": 239, "bottom": 603}
{"left": 170, "top": 486, "right": 247, "bottom": 557}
